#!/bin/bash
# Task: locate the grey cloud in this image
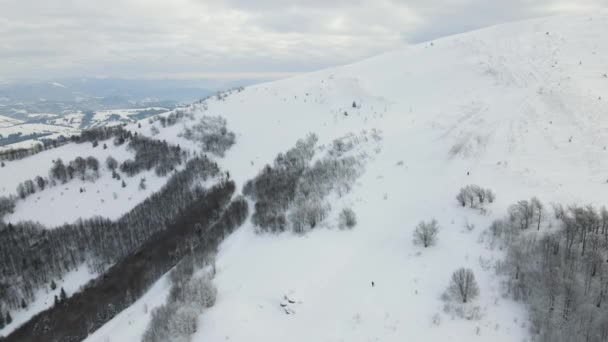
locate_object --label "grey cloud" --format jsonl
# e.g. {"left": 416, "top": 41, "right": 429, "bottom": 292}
{"left": 0, "top": 0, "right": 606, "bottom": 81}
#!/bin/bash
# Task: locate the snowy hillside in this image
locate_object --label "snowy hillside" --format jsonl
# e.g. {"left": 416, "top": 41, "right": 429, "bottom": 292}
{"left": 0, "top": 107, "right": 171, "bottom": 152}
{"left": 0, "top": 115, "right": 21, "bottom": 128}
{"left": 6, "top": 13, "right": 608, "bottom": 342}
{"left": 76, "top": 13, "right": 608, "bottom": 342}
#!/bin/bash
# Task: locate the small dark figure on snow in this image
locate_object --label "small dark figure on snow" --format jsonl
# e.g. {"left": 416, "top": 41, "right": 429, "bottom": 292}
{"left": 371, "top": 281, "right": 375, "bottom": 287}
{"left": 467, "top": 171, "right": 470, "bottom": 176}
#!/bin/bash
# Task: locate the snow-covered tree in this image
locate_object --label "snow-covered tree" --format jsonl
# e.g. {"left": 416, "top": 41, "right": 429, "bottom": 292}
{"left": 339, "top": 207, "right": 357, "bottom": 229}
{"left": 413, "top": 219, "right": 439, "bottom": 248}
{"left": 448, "top": 268, "right": 479, "bottom": 303}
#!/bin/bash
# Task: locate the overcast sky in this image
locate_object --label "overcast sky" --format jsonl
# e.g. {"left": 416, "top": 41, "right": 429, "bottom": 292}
{"left": 0, "top": 0, "right": 605, "bottom": 81}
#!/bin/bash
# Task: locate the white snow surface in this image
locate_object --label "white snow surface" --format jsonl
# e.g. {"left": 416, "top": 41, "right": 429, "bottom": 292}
{"left": 41, "top": 13, "right": 608, "bottom": 342}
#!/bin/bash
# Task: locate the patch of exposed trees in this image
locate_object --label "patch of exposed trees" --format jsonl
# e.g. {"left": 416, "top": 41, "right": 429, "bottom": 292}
{"left": 119, "top": 136, "right": 185, "bottom": 177}
{"left": 13, "top": 156, "right": 101, "bottom": 200}
{"left": 456, "top": 184, "right": 495, "bottom": 209}
{"left": 181, "top": 116, "right": 236, "bottom": 157}
{"left": 243, "top": 133, "right": 364, "bottom": 233}
{"left": 149, "top": 109, "right": 192, "bottom": 128}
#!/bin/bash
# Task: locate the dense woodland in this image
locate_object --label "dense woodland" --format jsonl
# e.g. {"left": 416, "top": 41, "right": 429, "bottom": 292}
{"left": 491, "top": 198, "right": 608, "bottom": 341}
{"left": 181, "top": 115, "right": 236, "bottom": 157}
{"left": 119, "top": 135, "right": 185, "bottom": 177}
{"left": 0, "top": 156, "right": 221, "bottom": 315}
{"left": 142, "top": 197, "right": 248, "bottom": 342}
{"left": 4, "top": 180, "right": 243, "bottom": 342}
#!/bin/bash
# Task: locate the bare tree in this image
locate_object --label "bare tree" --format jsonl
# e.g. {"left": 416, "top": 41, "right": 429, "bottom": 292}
{"left": 106, "top": 156, "right": 118, "bottom": 171}
{"left": 448, "top": 268, "right": 479, "bottom": 303}
{"left": 338, "top": 208, "right": 357, "bottom": 229}
{"left": 485, "top": 189, "right": 495, "bottom": 203}
{"left": 456, "top": 185, "right": 495, "bottom": 209}
{"left": 509, "top": 200, "right": 534, "bottom": 230}
{"left": 413, "top": 219, "right": 439, "bottom": 248}
{"left": 531, "top": 197, "right": 544, "bottom": 230}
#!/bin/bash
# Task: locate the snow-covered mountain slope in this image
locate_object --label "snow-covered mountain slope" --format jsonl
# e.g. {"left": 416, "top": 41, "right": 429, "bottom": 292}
{"left": 82, "top": 13, "right": 608, "bottom": 342}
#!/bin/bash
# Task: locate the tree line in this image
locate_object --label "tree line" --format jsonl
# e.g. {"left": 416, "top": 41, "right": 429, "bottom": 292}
{"left": 4, "top": 179, "right": 243, "bottom": 342}
{"left": 0, "top": 125, "right": 130, "bottom": 163}
{"left": 142, "top": 196, "right": 248, "bottom": 342}
{"left": 0, "top": 156, "right": 221, "bottom": 315}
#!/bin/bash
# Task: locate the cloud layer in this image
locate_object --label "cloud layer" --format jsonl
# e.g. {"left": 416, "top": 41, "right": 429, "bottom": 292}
{"left": 0, "top": 0, "right": 605, "bottom": 80}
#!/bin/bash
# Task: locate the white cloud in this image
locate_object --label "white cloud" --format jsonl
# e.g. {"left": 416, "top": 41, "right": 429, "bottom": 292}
{"left": 0, "top": 0, "right": 605, "bottom": 80}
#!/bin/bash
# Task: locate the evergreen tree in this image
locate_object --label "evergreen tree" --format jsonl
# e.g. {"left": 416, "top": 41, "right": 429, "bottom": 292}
{"left": 139, "top": 177, "right": 147, "bottom": 190}
{"left": 21, "top": 298, "right": 27, "bottom": 309}
{"left": 54, "top": 295, "right": 59, "bottom": 306}
{"left": 92, "top": 140, "right": 99, "bottom": 148}
{"left": 0, "top": 310, "right": 5, "bottom": 329}
{"left": 5, "top": 311, "right": 11, "bottom": 325}
{"left": 1, "top": 161, "right": 4, "bottom": 167}
{"left": 103, "top": 143, "right": 108, "bottom": 150}
{"left": 122, "top": 180, "right": 127, "bottom": 188}
{"left": 50, "top": 279, "right": 57, "bottom": 290}
{"left": 60, "top": 287, "right": 67, "bottom": 301}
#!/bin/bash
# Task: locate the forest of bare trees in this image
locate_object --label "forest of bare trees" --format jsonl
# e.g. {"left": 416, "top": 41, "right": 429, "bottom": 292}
{"left": 491, "top": 198, "right": 608, "bottom": 341}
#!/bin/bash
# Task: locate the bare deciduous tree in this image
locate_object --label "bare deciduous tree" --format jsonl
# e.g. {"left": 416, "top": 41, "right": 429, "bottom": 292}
{"left": 413, "top": 219, "right": 439, "bottom": 248}
{"left": 456, "top": 185, "right": 495, "bottom": 209}
{"left": 339, "top": 208, "right": 357, "bottom": 229}
{"left": 448, "top": 268, "right": 479, "bottom": 303}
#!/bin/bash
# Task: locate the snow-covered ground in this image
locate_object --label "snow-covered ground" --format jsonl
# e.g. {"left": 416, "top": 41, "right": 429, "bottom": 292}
{"left": 12, "top": 12, "right": 608, "bottom": 342}
{"left": 48, "top": 112, "right": 84, "bottom": 128}
{"left": 0, "top": 115, "right": 22, "bottom": 128}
